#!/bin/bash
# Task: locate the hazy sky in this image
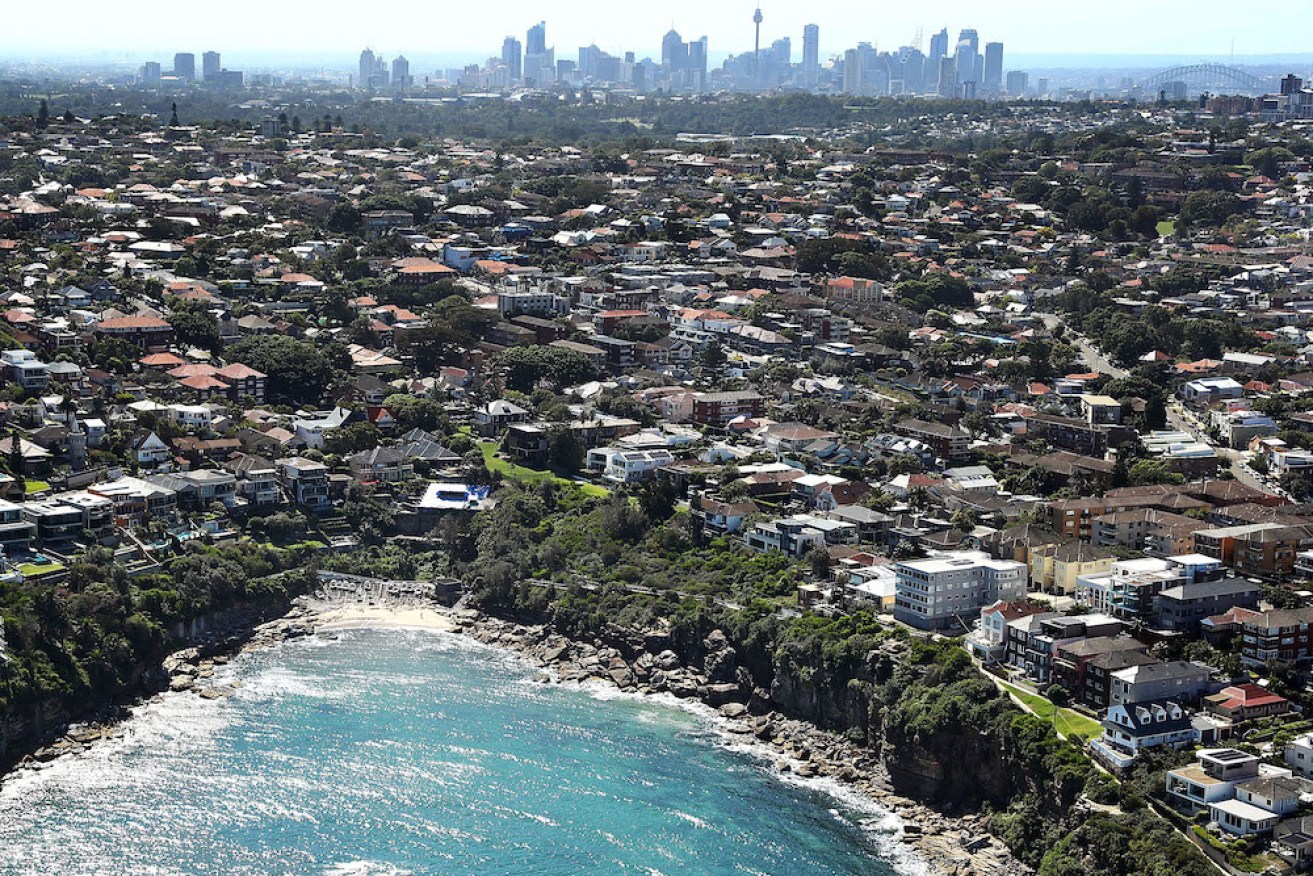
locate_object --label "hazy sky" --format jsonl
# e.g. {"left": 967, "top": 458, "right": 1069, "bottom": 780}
{"left": 1, "top": 0, "right": 1308, "bottom": 63}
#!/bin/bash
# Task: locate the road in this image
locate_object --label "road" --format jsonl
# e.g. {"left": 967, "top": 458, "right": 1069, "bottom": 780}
{"left": 1039, "top": 313, "right": 1271, "bottom": 493}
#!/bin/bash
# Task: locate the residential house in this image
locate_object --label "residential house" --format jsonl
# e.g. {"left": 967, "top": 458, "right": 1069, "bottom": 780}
{"left": 691, "top": 391, "right": 767, "bottom": 427}
{"left": 1204, "top": 683, "right": 1292, "bottom": 723}
{"left": 475, "top": 400, "right": 531, "bottom": 437}
{"left": 1093, "top": 700, "right": 1195, "bottom": 769}
{"left": 1108, "top": 660, "right": 1212, "bottom": 706}
{"left": 278, "top": 457, "right": 331, "bottom": 510}
{"left": 1166, "top": 748, "right": 1261, "bottom": 813}
{"left": 347, "top": 446, "right": 416, "bottom": 484}
{"left": 893, "top": 419, "right": 971, "bottom": 464}
{"left": 696, "top": 495, "right": 759, "bottom": 535}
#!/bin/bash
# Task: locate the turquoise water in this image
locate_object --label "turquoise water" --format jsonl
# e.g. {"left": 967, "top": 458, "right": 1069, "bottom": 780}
{"left": 0, "top": 629, "right": 916, "bottom": 876}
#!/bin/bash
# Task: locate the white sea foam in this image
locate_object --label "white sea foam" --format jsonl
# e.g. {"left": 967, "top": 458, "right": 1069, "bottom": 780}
{"left": 321, "top": 862, "right": 412, "bottom": 876}
{"left": 672, "top": 810, "right": 712, "bottom": 830}
{"left": 534, "top": 669, "right": 930, "bottom": 876}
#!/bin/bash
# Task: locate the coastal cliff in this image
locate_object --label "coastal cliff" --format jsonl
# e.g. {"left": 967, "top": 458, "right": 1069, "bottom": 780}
{"left": 467, "top": 582, "right": 1206, "bottom": 876}
{"left": 0, "top": 594, "right": 309, "bottom": 775}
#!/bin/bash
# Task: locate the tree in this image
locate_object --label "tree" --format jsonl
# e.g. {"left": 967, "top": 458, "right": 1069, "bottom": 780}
{"left": 7, "top": 426, "right": 26, "bottom": 496}
{"left": 892, "top": 275, "right": 974, "bottom": 313}
{"left": 1127, "top": 459, "right": 1185, "bottom": 487}
{"left": 226, "top": 335, "right": 338, "bottom": 405}
{"left": 169, "top": 102, "right": 179, "bottom": 126}
{"left": 499, "top": 345, "right": 598, "bottom": 392}
{"left": 1179, "top": 190, "right": 1242, "bottom": 228}
{"left": 169, "top": 300, "right": 221, "bottom": 351}
{"left": 808, "top": 547, "right": 831, "bottom": 580}
{"left": 701, "top": 340, "right": 728, "bottom": 368}
{"left": 326, "top": 203, "right": 362, "bottom": 234}
{"left": 382, "top": 394, "right": 445, "bottom": 433}
{"left": 547, "top": 426, "right": 585, "bottom": 474}
{"left": 35, "top": 99, "right": 49, "bottom": 130}
{"left": 341, "top": 493, "right": 395, "bottom": 545}
{"left": 324, "top": 421, "right": 382, "bottom": 455}
{"left": 1246, "top": 146, "right": 1294, "bottom": 179}
{"left": 950, "top": 508, "right": 980, "bottom": 532}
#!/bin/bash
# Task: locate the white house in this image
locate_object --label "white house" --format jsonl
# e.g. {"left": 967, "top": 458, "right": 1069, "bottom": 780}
{"left": 586, "top": 447, "right": 675, "bottom": 484}
{"left": 1166, "top": 749, "right": 1261, "bottom": 813}
{"left": 132, "top": 430, "right": 172, "bottom": 468}
{"left": 1180, "top": 377, "right": 1244, "bottom": 405}
{"left": 1094, "top": 700, "right": 1195, "bottom": 769}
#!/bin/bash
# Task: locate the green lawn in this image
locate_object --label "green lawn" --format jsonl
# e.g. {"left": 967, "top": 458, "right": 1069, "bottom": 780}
{"left": 478, "top": 441, "right": 610, "bottom": 498}
{"left": 1000, "top": 681, "right": 1103, "bottom": 740}
{"left": 23, "top": 480, "right": 50, "bottom": 495}
{"left": 1156, "top": 220, "right": 1177, "bottom": 237}
{"left": 19, "top": 561, "right": 66, "bottom": 578}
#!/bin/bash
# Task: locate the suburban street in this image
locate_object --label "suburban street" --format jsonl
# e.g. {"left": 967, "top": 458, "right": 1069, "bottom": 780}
{"left": 1039, "top": 313, "right": 1270, "bottom": 492}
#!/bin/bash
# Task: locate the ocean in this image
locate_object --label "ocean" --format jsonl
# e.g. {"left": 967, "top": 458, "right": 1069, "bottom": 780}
{"left": 0, "top": 628, "right": 918, "bottom": 876}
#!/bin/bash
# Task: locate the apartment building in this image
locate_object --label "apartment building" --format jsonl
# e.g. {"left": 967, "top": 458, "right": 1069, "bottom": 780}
{"left": 1241, "top": 607, "right": 1313, "bottom": 668}
{"left": 894, "top": 550, "right": 1027, "bottom": 631}
{"left": 893, "top": 419, "right": 971, "bottom": 464}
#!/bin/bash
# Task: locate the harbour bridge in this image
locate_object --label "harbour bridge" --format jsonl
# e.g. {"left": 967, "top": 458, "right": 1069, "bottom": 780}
{"left": 1139, "top": 63, "right": 1270, "bottom": 96}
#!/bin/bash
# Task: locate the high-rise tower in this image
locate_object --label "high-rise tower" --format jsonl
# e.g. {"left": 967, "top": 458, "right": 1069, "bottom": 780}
{"left": 527, "top": 22, "right": 547, "bottom": 56}
{"left": 753, "top": 6, "right": 763, "bottom": 78}
{"left": 802, "top": 24, "right": 819, "bottom": 84}
{"left": 358, "top": 48, "right": 375, "bottom": 90}
{"left": 983, "top": 42, "right": 1004, "bottom": 94}
{"left": 502, "top": 37, "right": 523, "bottom": 81}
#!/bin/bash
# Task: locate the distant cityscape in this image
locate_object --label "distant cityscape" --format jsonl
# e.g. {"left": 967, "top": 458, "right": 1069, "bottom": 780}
{"left": 128, "top": 10, "right": 1299, "bottom": 104}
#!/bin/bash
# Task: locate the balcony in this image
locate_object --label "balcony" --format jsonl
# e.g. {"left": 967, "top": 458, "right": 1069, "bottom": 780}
{"left": 1091, "top": 738, "right": 1135, "bottom": 770}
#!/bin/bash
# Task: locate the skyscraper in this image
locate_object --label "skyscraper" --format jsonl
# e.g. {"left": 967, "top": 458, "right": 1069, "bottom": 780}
{"left": 856, "top": 43, "right": 879, "bottom": 96}
{"left": 984, "top": 42, "right": 1004, "bottom": 94}
{"left": 525, "top": 22, "right": 553, "bottom": 85}
{"left": 662, "top": 29, "right": 688, "bottom": 71}
{"left": 140, "top": 61, "right": 162, "bottom": 85}
{"left": 392, "top": 55, "right": 410, "bottom": 90}
{"left": 174, "top": 53, "right": 195, "bottom": 81}
{"left": 802, "top": 24, "right": 820, "bottom": 84}
{"left": 937, "top": 56, "right": 956, "bottom": 97}
{"left": 359, "top": 48, "right": 376, "bottom": 90}
{"left": 842, "top": 48, "right": 861, "bottom": 96}
{"left": 688, "top": 37, "right": 708, "bottom": 91}
{"left": 772, "top": 37, "right": 791, "bottom": 65}
{"left": 527, "top": 22, "right": 547, "bottom": 56}
{"left": 927, "top": 28, "right": 949, "bottom": 93}
{"left": 202, "top": 51, "right": 221, "bottom": 80}
{"left": 1005, "top": 70, "right": 1029, "bottom": 97}
{"left": 928, "top": 28, "right": 948, "bottom": 65}
{"left": 502, "top": 37, "right": 523, "bottom": 81}
{"left": 955, "top": 29, "right": 979, "bottom": 87}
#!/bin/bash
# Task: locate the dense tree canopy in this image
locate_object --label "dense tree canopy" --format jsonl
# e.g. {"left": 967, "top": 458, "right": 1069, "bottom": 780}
{"left": 227, "top": 335, "right": 338, "bottom": 406}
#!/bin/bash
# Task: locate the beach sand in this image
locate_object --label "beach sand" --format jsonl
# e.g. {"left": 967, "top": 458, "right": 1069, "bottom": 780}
{"left": 312, "top": 604, "right": 458, "bottom": 633}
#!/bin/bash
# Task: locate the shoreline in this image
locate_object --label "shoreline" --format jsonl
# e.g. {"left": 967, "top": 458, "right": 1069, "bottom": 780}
{"left": 443, "top": 609, "right": 1024, "bottom": 876}
{"left": 1, "top": 595, "right": 1025, "bottom": 876}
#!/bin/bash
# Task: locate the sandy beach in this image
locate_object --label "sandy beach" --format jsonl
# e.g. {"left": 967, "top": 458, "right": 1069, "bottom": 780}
{"left": 312, "top": 604, "right": 458, "bottom": 633}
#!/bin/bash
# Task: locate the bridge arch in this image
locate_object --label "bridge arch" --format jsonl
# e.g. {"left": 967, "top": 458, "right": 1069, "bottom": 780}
{"left": 1140, "top": 63, "right": 1266, "bottom": 94}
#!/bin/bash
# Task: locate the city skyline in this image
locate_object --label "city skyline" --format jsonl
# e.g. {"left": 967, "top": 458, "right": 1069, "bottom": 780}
{"left": 1, "top": 0, "right": 1309, "bottom": 60}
